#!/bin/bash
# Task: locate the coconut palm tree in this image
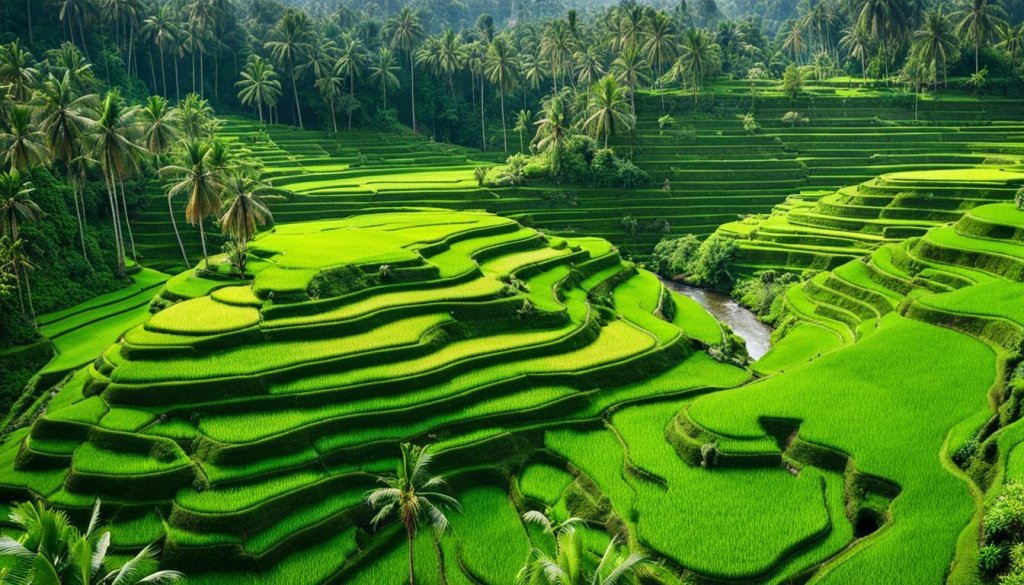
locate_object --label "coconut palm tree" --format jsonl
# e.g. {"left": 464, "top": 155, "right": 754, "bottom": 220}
{"left": 671, "top": 28, "right": 722, "bottom": 105}
{"left": 0, "top": 41, "right": 39, "bottom": 102}
{"left": 138, "top": 94, "right": 192, "bottom": 267}
{"left": 642, "top": 11, "right": 677, "bottom": 111}
{"left": 516, "top": 510, "right": 652, "bottom": 585}
{"left": 315, "top": 69, "right": 343, "bottom": 134}
{"left": 265, "top": 10, "right": 313, "bottom": 129}
{"left": 611, "top": 45, "right": 650, "bottom": 116}
{"left": 953, "top": 0, "right": 1007, "bottom": 75}
{"left": 46, "top": 42, "right": 97, "bottom": 93}
{"left": 0, "top": 498, "right": 185, "bottom": 585}
{"left": 0, "top": 170, "right": 39, "bottom": 321}
{"left": 858, "top": 0, "right": 910, "bottom": 78}
{"left": 178, "top": 92, "right": 214, "bottom": 140}
{"left": 366, "top": 443, "right": 460, "bottom": 585}
{"left": 839, "top": 24, "right": 872, "bottom": 79}
{"left": 431, "top": 29, "right": 466, "bottom": 97}
{"left": 540, "top": 21, "right": 576, "bottom": 92}
{"left": 514, "top": 109, "right": 532, "bottom": 152}
{"left": 913, "top": 7, "right": 958, "bottom": 87}
{"left": 584, "top": 75, "right": 634, "bottom": 149}
{"left": 781, "top": 20, "right": 808, "bottom": 65}
{"left": 336, "top": 33, "right": 368, "bottom": 130}
{"left": 143, "top": 4, "right": 177, "bottom": 97}
{"left": 485, "top": 36, "right": 518, "bottom": 152}
{"left": 37, "top": 72, "right": 97, "bottom": 265}
{"left": 91, "top": 89, "right": 142, "bottom": 276}
{"left": 0, "top": 106, "right": 49, "bottom": 173}
{"left": 58, "top": 0, "right": 91, "bottom": 56}
{"left": 997, "top": 22, "right": 1024, "bottom": 69}
{"left": 161, "top": 139, "right": 223, "bottom": 269}
{"left": 384, "top": 7, "right": 426, "bottom": 133}
{"left": 369, "top": 47, "right": 400, "bottom": 111}
{"left": 236, "top": 56, "right": 282, "bottom": 127}
{"left": 218, "top": 171, "right": 281, "bottom": 277}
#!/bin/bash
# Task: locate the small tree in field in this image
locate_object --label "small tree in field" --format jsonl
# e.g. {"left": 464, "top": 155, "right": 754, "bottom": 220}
{"left": 1015, "top": 187, "right": 1024, "bottom": 211}
{"left": 781, "top": 64, "right": 803, "bottom": 100}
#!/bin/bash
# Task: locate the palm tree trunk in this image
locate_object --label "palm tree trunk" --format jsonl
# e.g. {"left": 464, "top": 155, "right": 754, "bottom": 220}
{"left": 433, "top": 532, "right": 448, "bottom": 585}
{"left": 407, "top": 526, "right": 416, "bottom": 585}
{"left": 198, "top": 217, "right": 209, "bottom": 268}
{"left": 257, "top": 100, "right": 263, "bottom": 126}
{"left": 78, "top": 19, "right": 90, "bottom": 60}
{"left": 349, "top": 71, "right": 354, "bottom": 130}
{"left": 22, "top": 267, "right": 36, "bottom": 329}
{"left": 200, "top": 51, "right": 205, "bottom": 97}
{"left": 117, "top": 179, "right": 138, "bottom": 263}
{"left": 104, "top": 171, "right": 126, "bottom": 277}
{"left": 975, "top": 41, "right": 980, "bottom": 75}
{"left": 160, "top": 45, "right": 167, "bottom": 96}
{"left": 174, "top": 56, "right": 180, "bottom": 101}
{"left": 499, "top": 86, "right": 508, "bottom": 152}
{"left": 169, "top": 195, "right": 190, "bottom": 267}
{"left": 410, "top": 53, "right": 417, "bottom": 133}
{"left": 149, "top": 52, "right": 158, "bottom": 93}
{"left": 69, "top": 173, "right": 90, "bottom": 268}
{"left": 26, "top": 0, "right": 33, "bottom": 44}
{"left": 291, "top": 62, "right": 303, "bottom": 128}
{"left": 191, "top": 49, "right": 197, "bottom": 94}
{"left": 480, "top": 75, "right": 486, "bottom": 150}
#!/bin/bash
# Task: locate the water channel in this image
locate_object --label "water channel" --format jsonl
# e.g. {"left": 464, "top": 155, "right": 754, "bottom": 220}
{"left": 661, "top": 279, "right": 774, "bottom": 360}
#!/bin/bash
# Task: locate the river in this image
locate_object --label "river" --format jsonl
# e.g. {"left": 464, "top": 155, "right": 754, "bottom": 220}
{"left": 661, "top": 279, "right": 774, "bottom": 360}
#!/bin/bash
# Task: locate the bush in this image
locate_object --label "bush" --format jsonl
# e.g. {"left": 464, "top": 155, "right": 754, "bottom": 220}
{"left": 1015, "top": 187, "right": 1024, "bottom": 211}
{"left": 651, "top": 235, "right": 700, "bottom": 276}
{"left": 688, "top": 234, "right": 737, "bottom": 290}
{"left": 781, "top": 64, "right": 804, "bottom": 99}
{"left": 782, "top": 111, "right": 809, "bottom": 127}
{"left": 741, "top": 112, "right": 758, "bottom": 134}
{"left": 733, "top": 270, "right": 800, "bottom": 323}
{"left": 307, "top": 265, "right": 372, "bottom": 299}
{"left": 979, "top": 543, "right": 1007, "bottom": 576}
{"left": 700, "top": 441, "right": 719, "bottom": 468}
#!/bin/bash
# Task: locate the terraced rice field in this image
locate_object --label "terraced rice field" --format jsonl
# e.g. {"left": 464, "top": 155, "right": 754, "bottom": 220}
{"left": 5, "top": 88, "right": 1024, "bottom": 584}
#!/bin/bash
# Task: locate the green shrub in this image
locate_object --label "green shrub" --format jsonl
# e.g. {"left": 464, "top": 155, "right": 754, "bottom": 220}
{"left": 1015, "top": 187, "right": 1024, "bottom": 211}
{"left": 689, "top": 234, "right": 737, "bottom": 290}
{"left": 733, "top": 270, "right": 800, "bottom": 323}
{"left": 307, "top": 265, "right": 373, "bottom": 300}
{"left": 781, "top": 111, "right": 809, "bottom": 126}
{"left": 986, "top": 483, "right": 1024, "bottom": 543}
{"left": 979, "top": 543, "right": 1006, "bottom": 576}
{"left": 651, "top": 235, "right": 700, "bottom": 277}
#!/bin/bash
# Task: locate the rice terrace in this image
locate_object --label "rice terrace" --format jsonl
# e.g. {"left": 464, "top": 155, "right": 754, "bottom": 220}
{"left": 3, "top": 0, "right": 1024, "bottom": 584}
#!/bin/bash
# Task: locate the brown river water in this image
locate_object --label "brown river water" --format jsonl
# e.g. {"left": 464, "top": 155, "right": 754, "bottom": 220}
{"left": 660, "top": 278, "right": 774, "bottom": 360}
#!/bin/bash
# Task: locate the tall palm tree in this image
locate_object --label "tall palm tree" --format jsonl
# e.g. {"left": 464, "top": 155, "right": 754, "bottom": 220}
{"left": 997, "top": 22, "right": 1024, "bottom": 69}
{"left": 858, "top": 0, "right": 910, "bottom": 78}
{"left": 139, "top": 94, "right": 191, "bottom": 267}
{"left": 384, "top": 7, "right": 426, "bottom": 133}
{"left": 671, "top": 28, "right": 723, "bottom": 105}
{"left": 534, "top": 95, "right": 571, "bottom": 179}
{"left": 0, "top": 40, "right": 39, "bottom": 102}
{"left": 0, "top": 106, "right": 49, "bottom": 173}
{"left": 219, "top": 171, "right": 280, "bottom": 276}
{"left": 265, "top": 10, "right": 313, "bottom": 129}
{"left": 514, "top": 109, "right": 532, "bottom": 152}
{"left": 584, "top": 75, "right": 634, "bottom": 148}
{"left": 336, "top": 33, "right": 368, "bottom": 130}
{"left": 178, "top": 92, "right": 214, "bottom": 140}
{"left": 485, "top": 37, "right": 518, "bottom": 153}
{"left": 540, "top": 21, "right": 576, "bottom": 92}
{"left": 913, "top": 7, "right": 958, "bottom": 87}
{"left": 58, "top": 0, "right": 91, "bottom": 56}
{"left": 161, "top": 140, "right": 223, "bottom": 269}
{"left": 143, "top": 4, "right": 177, "bottom": 98}
{"left": 431, "top": 29, "right": 466, "bottom": 97}
{"left": 0, "top": 170, "right": 40, "bottom": 321}
{"left": 37, "top": 72, "right": 96, "bottom": 264}
{"left": 516, "top": 511, "right": 652, "bottom": 585}
{"left": 366, "top": 443, "right": 460, "bottom": 585}
{"left": 369, "top": 47, "right": 400, "bottom": 111}
{"left": 236, "top": 56, "right": 282, "bottom": 127}
{"left": 781, "top": 20, "right": 808, "bottom": 65}
{"left": 0, "top": 499, "right": 185, "bottom": 585}
{"left": 642, "top": 11, "right": 677, "bottom": 111}
{"left": 574, "top": 46, "right": 605, "bottom": 88}
{"left": 839, "top": 24, "right": 872, "bottom": 79}
{"left": 954, "top": 0, "right": 1008, "bottom": 75}
{"left": 315, "top": 69, "right": 343, "bottom": 134}
{"left": 46, "top": 42, "right": 97, "bottom": 93}
{"left": 611, "top": 45, "right": 650, "bottom": 116}
{"left": 91, "top": 90, "right": 142, "bottom": 276}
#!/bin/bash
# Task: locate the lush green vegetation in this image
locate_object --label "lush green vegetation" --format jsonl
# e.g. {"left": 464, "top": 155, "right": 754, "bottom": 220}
{"left": 2, "top": 0, "right": 1024, "bottom": 583}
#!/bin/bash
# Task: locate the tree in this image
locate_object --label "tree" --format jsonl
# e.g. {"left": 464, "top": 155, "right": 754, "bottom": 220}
{"left": 236, "top": 56, "right": 282, "bottom": 127}
{"left": 781, "top": 63, "right": 804, "bottom": 100}
{"left": 139, "top": 95, "right": 191, "bottom": 267}
{"left": 38, "top": 72, "right": 96, "bottom": 265}
{"left": 584, "top": 75, "right": 634, "bottom": 148}
{"left": 516, "top": 511, "right": 653, "bottom": 585}
{"left": 219, "top": 171, "right": 280, "bottom": 277}
{"left": 161, "top": 140, "right": 224, "bottom": 269}
{"left": 839, "top": 24, "right": 872, "bottom": 79}
{"left": 953, "top": 0, "right": 1007, "bottom": 75}
{"left": 997, "top": 23, "right": 1024, "bottom": 69}
{"left": 336, "top": 33, "right": 368, "bottom": 130}
{"left": 912, "top": 7, "right": 958, "bottom": 87}
{"left": 574, "top": 46, "right": 605, "bottom": 88}
{"left": 369, "top": 47, "right": 400, "bottom": 111}
{"left": 385, "top": 8, "right": 426, "bottom": 133}
{"left": 366, "top": 443, "right": 461, "bottom": 585}
{"left": 0, "top": 498, "right": 184, "bottom": 585}
{"left": 670, "top": 28, "right": 722, "bottom": 104}
{"left": 642, "top": 11, "right": 678, "bottom": 111}
{"left": 178, "top": 92, "right": 215, "bottom": 140}
{"left": 91, "top": 90, "right": 142, "bottom": 276}
{"left": 611, "top": 45, "right": 650, "bottom": 115}
{"left": 534, "top": 94, "right": 570, "bottom": 168}
{"left": 540, "top": 21, "right": 576, "bottom": 92}
{"left": 46, "top": 42, "right": 96, "bottom": 93}
{"left": 782, "top": 20, "right": 808, "bottom": 64}
{"left": 143, "top": 4, "right": 177, "bottom": 97}
{"left": 0, "top": 41, "right": 39, "bottom": 102}
{"left": 0, "top": 170, "right": 39, "bottom": 321}
{"left": 0, "top": 106, "right": 49, "bottom": 173}
{"left": 265, "top": 10, "right": 313, "bottom": 129}
{"left": 315, "top": 68, "right": 343, "bottom": 134}
{"left": 858, "top": 0, "right": 911, "bottom": 78}
{"left": 513, "top": 109, "right": 532, "bottom": 152}
{"left": 485, "top": 37, "right": 518, "bottom": 152}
